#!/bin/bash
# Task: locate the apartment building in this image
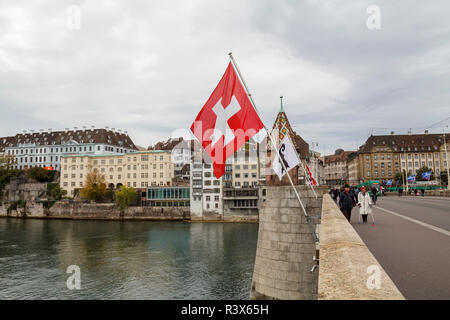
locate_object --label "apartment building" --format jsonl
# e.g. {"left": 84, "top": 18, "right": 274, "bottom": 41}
{"left": 189, "top": 151, "right": 223, "bottom": 217}
{"left": 346, "top": 152, "right": 360, "bottom": 185}
{"left": 60, "top": 150, "right": 174, "bottom": 196}
{"left": 356, "top": 131, "right": 450, "bottom": 182}
{"left": 0, "top": 127, "right": 137, "bottom": 171}
{"left": 324, "top": 149, "right": 356, "bottom": 185}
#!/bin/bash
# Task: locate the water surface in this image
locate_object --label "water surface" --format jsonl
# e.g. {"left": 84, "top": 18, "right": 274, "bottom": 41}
{"left": 0, "top": 218, "right": 258, "bottom": 300}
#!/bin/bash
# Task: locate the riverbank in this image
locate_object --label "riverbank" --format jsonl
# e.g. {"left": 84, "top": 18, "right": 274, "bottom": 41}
{"left": 0, "top": 201, "right": 258, "bottom": 222}
{"left": 0, "top": 201, "right": 188, "bottom": 221}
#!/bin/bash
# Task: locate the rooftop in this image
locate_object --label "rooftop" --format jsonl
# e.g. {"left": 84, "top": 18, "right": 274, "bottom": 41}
{"left": 0, "top": 128, "right": 137, "bottom": 151}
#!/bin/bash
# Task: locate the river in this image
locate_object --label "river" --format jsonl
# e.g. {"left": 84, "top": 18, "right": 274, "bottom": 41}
{"left": 0, "top": 218, "right": 258, "bottom": 300}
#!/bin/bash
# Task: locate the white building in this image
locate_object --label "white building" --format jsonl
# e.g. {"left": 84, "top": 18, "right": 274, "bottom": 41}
{"left": 190, "top": 149, "right": 223, "bottom": 218}
{"left": 308, "top": 150, "right": 325, "bottom": 185}
{"left": 1, "top": 127, "right": 137, "bottom": 171}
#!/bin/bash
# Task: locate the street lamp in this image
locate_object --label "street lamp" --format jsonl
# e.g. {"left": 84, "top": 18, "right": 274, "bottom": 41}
{"left": 402, "top": 141, "right": 408, "bottom": 191}
{"left": 444, "top": 126, "right": 450, "bottom": 187}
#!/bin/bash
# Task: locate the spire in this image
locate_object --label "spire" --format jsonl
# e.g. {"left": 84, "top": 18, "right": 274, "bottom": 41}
{"left": 280, "top": 95, "right": 284, "bottom": 112}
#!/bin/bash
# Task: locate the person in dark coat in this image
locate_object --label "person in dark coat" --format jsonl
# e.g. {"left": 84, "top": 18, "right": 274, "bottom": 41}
{"left": 371, "top": 186, "right": 378, "bottom": 205}
{"left": 331, "top": 188, "right": 339, "bottom": 203}
{"left": 339, "top": 184, "right": 356, "bottom": 222}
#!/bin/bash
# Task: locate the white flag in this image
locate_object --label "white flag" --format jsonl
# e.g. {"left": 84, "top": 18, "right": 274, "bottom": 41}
{"left": 272, "top": 135, "right": 300, "bottom": 180}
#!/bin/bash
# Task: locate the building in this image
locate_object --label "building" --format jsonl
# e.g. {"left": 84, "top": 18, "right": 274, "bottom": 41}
{"left": 149, "top": 137, "right": 192, "bottom": 171}
{"left": 0, "top": 127, "right": 137, "bottom": 171}
{"left": 266, "top": 98, "right": 310, "bottom": 186}
{"left": 346, "top": 152, "right": 360, "bottom": 185}
{"left": 149, "top": 137, "right": 193, "bottom": 185}
{"left": 145, "top": 186, "right": 190, "bottom": 208}
{"left": 189, "top": 149, "right": 224, "bottom": 217}
{"left": 323, "top": 149, "right": 356, "bottom": 185}
{"left": 189, "top": 138, "right": 262, "bottom": 218}
{"left": 355, "top": 131, "right": 450, "bottom": 183}
{"left": 60, "top": 150, "right": 174, "bottom": 196}
{"left": 308, "top": 149, "right": 325, "bottom": 185}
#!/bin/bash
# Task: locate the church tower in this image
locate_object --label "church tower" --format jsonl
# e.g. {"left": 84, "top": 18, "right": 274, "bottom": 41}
{"left": 266, "top": 96, "right": 310, "bottom": 185}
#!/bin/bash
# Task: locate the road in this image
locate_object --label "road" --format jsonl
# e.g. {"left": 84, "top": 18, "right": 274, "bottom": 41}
{"left": 349, "top": 195, "right": 450, "bottom": 300}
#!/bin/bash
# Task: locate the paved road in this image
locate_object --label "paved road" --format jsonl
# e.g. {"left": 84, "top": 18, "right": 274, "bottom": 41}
{"left": 349, "top": 195, "right": 450, "bottom": 300}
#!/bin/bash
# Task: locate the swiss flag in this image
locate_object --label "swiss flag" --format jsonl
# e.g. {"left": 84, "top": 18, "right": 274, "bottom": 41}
{"left": 190, "top": 62, "right": 265, "bottom": 178}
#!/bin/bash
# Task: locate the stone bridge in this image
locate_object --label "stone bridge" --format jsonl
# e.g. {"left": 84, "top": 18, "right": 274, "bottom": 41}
{"left": 250, "top": 185, "right": 404, "bottom": 300}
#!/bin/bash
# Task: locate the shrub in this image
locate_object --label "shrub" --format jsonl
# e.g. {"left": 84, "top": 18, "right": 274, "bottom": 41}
{"left": 115, "top": 186, "right": 138, "bottom": 211}
{"left": 26, "top": 167, "right": 52, "bottom": 182}
{"left": 47, "top": 183, "right": 67, "bottom": 200}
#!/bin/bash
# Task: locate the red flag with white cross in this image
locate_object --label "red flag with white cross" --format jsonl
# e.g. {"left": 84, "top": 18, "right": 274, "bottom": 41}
{"left": 190, "top": 62, "right": 265, "bottom": 179}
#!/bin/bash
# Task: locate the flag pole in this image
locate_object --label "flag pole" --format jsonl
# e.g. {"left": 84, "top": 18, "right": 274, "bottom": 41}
{"left": 280, "top": 95, "right": 318, "bottom": 199}
{"left": 228, "top": 52, "right": 319, "bottom": 243}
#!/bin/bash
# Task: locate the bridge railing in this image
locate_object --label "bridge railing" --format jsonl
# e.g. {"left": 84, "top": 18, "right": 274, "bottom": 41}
{"left": 318, "top": 195, "right": 405, "bottom": 300}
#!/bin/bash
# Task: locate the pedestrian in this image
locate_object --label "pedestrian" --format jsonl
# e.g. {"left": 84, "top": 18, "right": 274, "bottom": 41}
{"left": 339, "top": 184, "right": 356, "bottom": 222}
{"left": 371, "top": 186, "right": 378, "bottom": 205}
{"left": 398, "top": 187, "right": 403, "bottom": 197}
{"left": 357, "top": 186, "right": 373, "bottom": 223}
{"left": 421, "top": 188, "right": 425, "bottom": 197}
{"left": 332, "top": 187, "right": 339, "bottom": 203}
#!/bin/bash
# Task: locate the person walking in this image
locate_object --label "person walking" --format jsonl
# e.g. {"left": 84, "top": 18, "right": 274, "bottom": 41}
{"left": 358, "top": 186, "right": 373, "bottom": 223}
{"left": 421, "top": 188, "right": 425, "bottom": 197}
{"left": 332, "top": 187, "right": 339, "bottom": 203}
{"left": 398, "top": 187, "right": 403, "bottom": 197}
{"left": 371, "top": 186, "right": 378, "bottom": 205}
{"left": 339, "top": 184, "right": 356, "bottom": 222}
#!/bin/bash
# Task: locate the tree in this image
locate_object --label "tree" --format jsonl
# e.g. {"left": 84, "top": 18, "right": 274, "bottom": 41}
{"left": 0, "top": 168, "right": 21, "bottom": 190}
{"left": 441, "top": 171, "right": 448, "bottom": 186}
{"left": 0, "top": 155, "right": 16, "bottom": 170}
{"left": 47, "top": 183, "right": 67, "bottom": 200}
{"left": 26, "top": 167, "right": 52, "bottom": 182}
{"left": 416, "top": 166, "right": 435, "bottom": 181}
{"left": 80, "top": 169, "right": 108, "bottom": 202}
{"left": 393, "top": 170, "right": 407, "bottom": 186}
{"left": 115, "top": 186, "right": 138, "bottom": 211}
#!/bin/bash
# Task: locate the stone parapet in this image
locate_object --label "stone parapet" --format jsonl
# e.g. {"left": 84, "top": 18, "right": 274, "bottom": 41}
{"left": 318, "top": 196, "right": 404, "bottom": 300}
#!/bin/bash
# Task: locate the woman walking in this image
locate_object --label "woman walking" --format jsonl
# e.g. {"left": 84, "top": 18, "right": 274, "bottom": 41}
{"left": 358, "top": 186, "right": 373, "bottom": 224}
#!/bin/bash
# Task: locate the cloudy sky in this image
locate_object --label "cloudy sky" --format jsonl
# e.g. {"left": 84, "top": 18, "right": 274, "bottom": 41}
{"left": 1, "top": 0, "right": 449, "bottom": 155}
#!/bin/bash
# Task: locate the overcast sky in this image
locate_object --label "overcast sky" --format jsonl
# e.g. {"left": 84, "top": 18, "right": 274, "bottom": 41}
{"left": 1, "top": 0, "right": 449, "bottom": 155}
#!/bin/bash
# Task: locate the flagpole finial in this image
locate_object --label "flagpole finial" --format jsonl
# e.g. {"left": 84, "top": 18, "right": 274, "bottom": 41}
{"left": 280, "top": 95, "right": 284, "bottom": 112}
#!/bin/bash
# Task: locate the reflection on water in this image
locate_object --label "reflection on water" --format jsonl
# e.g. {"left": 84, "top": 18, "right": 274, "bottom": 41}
{"left": 0, "top": 218, "right": 258, "bottom": 300}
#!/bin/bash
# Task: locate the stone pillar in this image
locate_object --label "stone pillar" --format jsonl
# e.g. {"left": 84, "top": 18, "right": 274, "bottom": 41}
{"left": 251, "top": 185, "right": 327, "bottom": 300}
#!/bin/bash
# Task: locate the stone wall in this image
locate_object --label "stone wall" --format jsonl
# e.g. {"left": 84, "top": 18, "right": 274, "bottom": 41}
{"left": 318, "top": 196, "right": 404, "bottom": 300}
{"left": 1, "top": 180, "right": 47, "bottom": 202}
{"left": 250, "top": 185, "right": 328, "bottom": 300}
{"left": 0, "top": 201, "right": 189, "bottom": 220}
